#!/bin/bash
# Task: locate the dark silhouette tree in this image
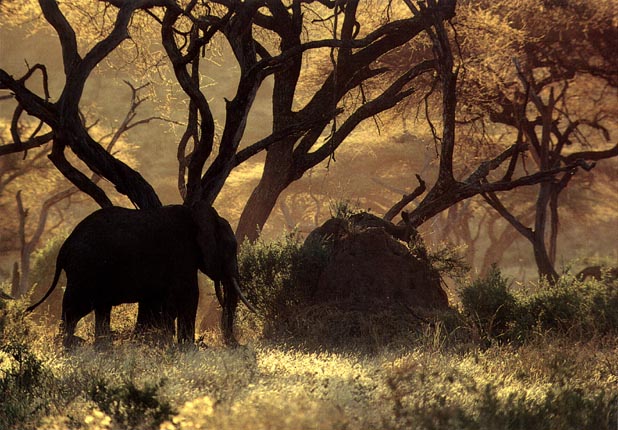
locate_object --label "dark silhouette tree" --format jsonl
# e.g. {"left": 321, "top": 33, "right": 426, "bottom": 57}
{"left": 2, "top": 0, "right": 613, "bottom": 286}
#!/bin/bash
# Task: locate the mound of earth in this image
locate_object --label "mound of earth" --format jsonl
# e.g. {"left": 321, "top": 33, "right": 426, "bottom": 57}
{"left": 304, "top": 215, "right": 448, "bottom": 311}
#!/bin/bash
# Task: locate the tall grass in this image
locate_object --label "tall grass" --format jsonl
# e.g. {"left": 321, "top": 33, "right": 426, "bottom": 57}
{"left": 2, "top": 237, "right": 618, "bottom": 429}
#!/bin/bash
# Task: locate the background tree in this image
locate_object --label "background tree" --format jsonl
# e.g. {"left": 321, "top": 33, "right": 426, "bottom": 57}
{"left": 1, "top": 0, "right": 616, "bottom": 290}
{"left": 453, "top": 0, "right": 618, "bottom": 280}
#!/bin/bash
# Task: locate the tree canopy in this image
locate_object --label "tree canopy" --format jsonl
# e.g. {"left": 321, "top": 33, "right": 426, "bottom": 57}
{"left": 1, "top": 0, "right": 617, "bottom": 285}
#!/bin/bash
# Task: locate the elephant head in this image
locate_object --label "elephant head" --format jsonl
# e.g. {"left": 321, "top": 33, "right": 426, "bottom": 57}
{"left": 191, "top": 201, "right": 255, "bottom": 345}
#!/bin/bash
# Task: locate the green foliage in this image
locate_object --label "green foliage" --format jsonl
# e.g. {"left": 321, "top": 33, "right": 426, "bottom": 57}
{"left": 0, "top": 341, "right": 53, "bottom": 429}
{"left": 459, "top": 266, "right": 518, "bottom": 342}
{"left": 88, "top": 376, "right": 174, "bottom": 430}
{"left": 458, "top": 267, "right": 618, "bottom": 343}
{"left": 29, "top": 234, "right": 65, "bottom": 289}
{"left": 238, "top": 233, "right": 329, "bottom": 335}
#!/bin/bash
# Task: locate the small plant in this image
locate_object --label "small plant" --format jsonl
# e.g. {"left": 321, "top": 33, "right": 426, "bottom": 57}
{"left": 88, "top": 376, "right": 174, "bottom": 430}
{"left": 0, "top": 341, "right": 53, "bottom": 429}
{"left": 459, "top": 266, "right": 518, "bottom": 342}
{"left": 329, "top": 199, "right": 363, "bottom": 220}
{"left": 424, "top": 242, "right": 470, "bottom": 282}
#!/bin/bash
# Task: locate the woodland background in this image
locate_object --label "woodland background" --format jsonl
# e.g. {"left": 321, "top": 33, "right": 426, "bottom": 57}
{"left": 0, "top": 1, "right": 618, "bottom": 429}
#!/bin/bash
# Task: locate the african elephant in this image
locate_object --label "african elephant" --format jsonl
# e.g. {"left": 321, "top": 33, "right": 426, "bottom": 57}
{"left": 26, "top": 201, "right": 254, "bottom": 348}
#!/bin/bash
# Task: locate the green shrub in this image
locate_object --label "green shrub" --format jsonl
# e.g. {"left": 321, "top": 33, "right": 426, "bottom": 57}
{"left": 88, "top": 376, "right": 174, "bottom": 430}
{"left": 519, "top": 277, "right": 584, "bottom": 335}
{"left": 237, "top": 233, "right": 329, "bottom": 338}
{"left": 0, "top": 342, "right": 53, "bottom": 429}
{"left": 585, "top": 279, "right": 618, "bottom": 332}
{"left": 458, "top": 267, "right": 618, "bottom": 344}
{"left": 513, "top": 275, "right": 618, "bottom": 338}
{"left": 459, "top": 266, "right": 518, "bottom": 343}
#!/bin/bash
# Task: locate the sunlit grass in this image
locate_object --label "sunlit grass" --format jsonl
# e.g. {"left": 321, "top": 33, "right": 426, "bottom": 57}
{"left": 2, "top": 268, "right": 618, "bottom": 430}
{"left": 1, "top": 314, "right": 616, "bottom": 430}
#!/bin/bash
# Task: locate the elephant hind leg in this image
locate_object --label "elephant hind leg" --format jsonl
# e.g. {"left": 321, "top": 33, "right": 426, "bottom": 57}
{"left": 177, "top": 294, "right": 198, "bottom": 345}
{"left": 94, "top": 306, "right": 112, "bottom": 349}
{"left": 135, "top": 302, "right": 174, "bottom": 346}
{"left": 61, "top": 294, "right": 92, "bottom": 349}
{"left": 177, "top": 310, "right": 196, "bottom": 345}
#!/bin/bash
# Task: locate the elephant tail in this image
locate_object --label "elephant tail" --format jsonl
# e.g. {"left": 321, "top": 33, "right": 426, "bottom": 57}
{"left": 214, "top": 280, "right": 224, "bottom": 308}
{"left": 25, "top": 261, "right": 63, "bottom": 313}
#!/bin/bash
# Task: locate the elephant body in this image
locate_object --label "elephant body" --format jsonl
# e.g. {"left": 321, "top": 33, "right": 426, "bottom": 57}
{"left": 27, "top": 203, "right": 251, "bottom": 348}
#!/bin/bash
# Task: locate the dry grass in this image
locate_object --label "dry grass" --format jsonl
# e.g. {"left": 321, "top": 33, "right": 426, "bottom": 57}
{"left": 2, "top": 259, "right": 618, "bottom": 430}
{"left": 1, "top": 298, "right": 617, "bottom": 430}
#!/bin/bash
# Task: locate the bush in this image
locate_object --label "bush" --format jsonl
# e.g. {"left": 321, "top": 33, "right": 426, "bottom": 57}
{"left": 237, "top": 233, "right": 329, "bottom": 339}
{"left": 0, "top": 341, "right": 54, "bottom": 429}
{"left": 457, "top": 267, "right": 618, "bottom": 344}
{"left": 519, "top": 275, "right": 618, "bottom": 336}
{"left": 88, "top": 376, "right": 174, "bottom": 430}
{"left": 459, "top": 266, "right": 518, "bottom": 343}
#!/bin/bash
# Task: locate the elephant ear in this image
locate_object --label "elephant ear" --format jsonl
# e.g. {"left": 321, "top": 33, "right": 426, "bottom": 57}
{"left": 190, "top": 201, "right": 222, "bottom": 278}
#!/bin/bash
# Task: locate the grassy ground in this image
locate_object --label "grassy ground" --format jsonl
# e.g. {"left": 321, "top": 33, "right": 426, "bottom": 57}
{"left": 1, "top": 302, "right": 617, "bottom": 430}
{"left": 2, "top": 244, "right": 618, "bottom": 429}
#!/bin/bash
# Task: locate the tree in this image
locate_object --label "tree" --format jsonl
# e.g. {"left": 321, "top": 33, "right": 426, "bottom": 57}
{"left": 1, "top": 0, "right": 612, "bottom": 287}
{"left": 454, "top": 0, "right": 618, "bottom": 281}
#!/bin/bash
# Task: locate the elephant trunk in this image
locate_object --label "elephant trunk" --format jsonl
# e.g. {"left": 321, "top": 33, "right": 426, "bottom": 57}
{"left": 220, "top": 277, "right": 257, "bottom": 346}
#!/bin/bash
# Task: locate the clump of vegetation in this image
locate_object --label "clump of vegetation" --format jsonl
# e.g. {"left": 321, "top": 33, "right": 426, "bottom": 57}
{"left": 237, "top": 233, "right": 330, "bottom": 340}
{"left": 459, "top": 266, "right": 519, "bottom": 343}
{"left": 0, "top": 341, "right": 54, "bottom": 429}
{"left": 88, "top": 376, "right": 174, "bottom": 430}
{"left": 457, "top": 267, "right": 618, "bottom": 343}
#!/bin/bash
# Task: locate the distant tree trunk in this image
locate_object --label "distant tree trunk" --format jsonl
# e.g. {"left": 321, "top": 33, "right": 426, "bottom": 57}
{"left": 532, "top": 234, "right": 558, "bottom": 282}
{"left": 10, "top": 262, "right": 20, "bottom": 298}
{"left": 235, "top": 176, "right": 287, "bottom": 242}
{"left": 529, "top": 182, "right": 558, "bottom": 281}
{"left": 480, "top": 217, "right": 520, "bottom": 276}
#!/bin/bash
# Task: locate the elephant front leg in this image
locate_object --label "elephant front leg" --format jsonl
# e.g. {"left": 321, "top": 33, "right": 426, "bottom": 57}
{"left": 94, "top": 306, "right": 113, "bottom": 348}
{"left": 221, "top": 281, "right": 239, "bottom": 346}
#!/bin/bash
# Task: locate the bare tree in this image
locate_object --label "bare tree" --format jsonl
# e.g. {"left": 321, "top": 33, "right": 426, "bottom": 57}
{"left": 2, "top": 0, "right": 614, "bottom": 287}
{"left": 0, "top": 0, "right": 163, "bottom": 209}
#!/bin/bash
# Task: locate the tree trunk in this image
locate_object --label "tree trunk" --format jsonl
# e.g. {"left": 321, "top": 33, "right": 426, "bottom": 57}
{"left": 235, "top": 140, "right": 296, "bottom": 242}
{"left": 235, "top": 172, "right": 289, "bottom": 242}
{"left": 532, "top": 234, "right": 559, "bottom": 282}
{"left": 529, "top": 182, "right": 559, "bottom": 281}
{"left": 10, "top": 262, "right": 20, "bottom": 298}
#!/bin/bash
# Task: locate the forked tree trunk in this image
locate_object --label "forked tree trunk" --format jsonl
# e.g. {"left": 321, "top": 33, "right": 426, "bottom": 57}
{"left": 532, "top": 234, "right": 559, "bottom": 282}
{"left": 532, "top": 182, "right": 559, "bottom": 282}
